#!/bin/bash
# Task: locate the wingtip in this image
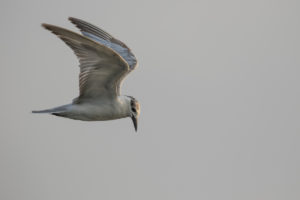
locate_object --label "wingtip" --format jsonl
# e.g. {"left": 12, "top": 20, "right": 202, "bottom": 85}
{"left": 41, "top": 23, "right": 66, "bottom": 35}
{"left": 41, "top": 23, "right": 52, "bottom": 30}
{"left": 68, "top": 17, "right": 79, "bottom": 24}
{"left": 68, "top": 16, "right": 74, "bottom": 21}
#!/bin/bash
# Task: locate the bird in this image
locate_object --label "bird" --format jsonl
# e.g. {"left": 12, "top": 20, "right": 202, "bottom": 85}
{"left": 32, "top": 17, "right": 140, "bottom": 131}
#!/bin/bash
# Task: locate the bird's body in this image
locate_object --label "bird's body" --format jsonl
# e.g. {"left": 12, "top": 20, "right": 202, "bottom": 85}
{"left": 35, "top": 96, "right": 131, "bottom": 121}
{"left": 33, "top": 17, "right": 140, "bottom": 131}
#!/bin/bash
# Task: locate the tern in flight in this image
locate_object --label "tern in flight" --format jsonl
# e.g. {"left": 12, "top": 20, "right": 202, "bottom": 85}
{"left": 33, "top": 17, "right": 140, "bottom": 131}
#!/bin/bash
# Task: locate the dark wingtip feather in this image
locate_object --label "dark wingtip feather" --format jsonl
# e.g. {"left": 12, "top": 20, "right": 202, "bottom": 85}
{"left": 41, "top": 23, "right": 50, "bottom": 29}
{"left": 68, "top": 16, "right": 76, "bottom": 20}
{"left": 68, "top": 17, "right": 81, "bottom": 25}
{"left": 68, "top": 17, "right": 88, "bottom": 31}
{"left": 41, "top": 23, "right": 56, "bottom": 33}
{"left": 68, "top": 17, "right": 75, "bottom": 22}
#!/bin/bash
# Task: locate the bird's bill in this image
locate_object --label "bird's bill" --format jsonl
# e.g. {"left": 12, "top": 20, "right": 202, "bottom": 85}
{"left": 131, "top": 116, "right": 138, "bottom": 132}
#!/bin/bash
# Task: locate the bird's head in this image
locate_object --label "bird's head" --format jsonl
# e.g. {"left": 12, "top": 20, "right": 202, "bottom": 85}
{"left": 127, "top": 96, "right": 140, "bottom": 132}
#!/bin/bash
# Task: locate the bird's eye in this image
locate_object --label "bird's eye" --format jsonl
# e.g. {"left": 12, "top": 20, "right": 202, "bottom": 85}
{"left": 132, "top": 108, "right": 136, "bottom": 113}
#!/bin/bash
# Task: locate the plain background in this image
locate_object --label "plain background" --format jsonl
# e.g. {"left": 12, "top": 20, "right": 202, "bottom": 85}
{"left": 1, "top": 0, "right": 299, "bottom": 199}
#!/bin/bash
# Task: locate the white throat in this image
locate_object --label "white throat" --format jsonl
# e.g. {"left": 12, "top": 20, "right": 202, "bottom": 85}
{"left": 117, "top": 95, "right": 132, "bottom": 117}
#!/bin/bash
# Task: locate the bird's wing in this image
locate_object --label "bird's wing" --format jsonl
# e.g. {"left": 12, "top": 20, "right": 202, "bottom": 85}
{"left": 42, "top": 24, "right": 131, "bottom": 100}
{"left": 68, "top": 17, "right": 138, "bottom": 70}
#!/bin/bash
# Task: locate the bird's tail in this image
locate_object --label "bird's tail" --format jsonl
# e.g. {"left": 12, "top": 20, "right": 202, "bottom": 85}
{"left": 32, "top": 105, "right": 69, "bottom": 114}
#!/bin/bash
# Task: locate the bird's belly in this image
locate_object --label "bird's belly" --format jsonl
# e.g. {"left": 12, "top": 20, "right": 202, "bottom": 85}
{"left": 65, "top": 104, "right": 127, "bottom": 121}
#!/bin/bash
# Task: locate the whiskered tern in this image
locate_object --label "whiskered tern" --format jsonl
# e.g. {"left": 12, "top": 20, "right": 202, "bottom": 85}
{"left": 32, "top": 17, "right": 140, "bottom": 131}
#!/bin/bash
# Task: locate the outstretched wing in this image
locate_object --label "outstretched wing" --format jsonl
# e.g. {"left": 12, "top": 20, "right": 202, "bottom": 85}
{"left": 68, "top": 17, "right": 138, "bottom": 70}
{"left": 42, "top": 24, "right": 130, "bottom": 100}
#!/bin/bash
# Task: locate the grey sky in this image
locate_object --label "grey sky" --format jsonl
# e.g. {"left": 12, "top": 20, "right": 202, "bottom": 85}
{"left": 1, "top": 0, "right": 300, "bottom": 200}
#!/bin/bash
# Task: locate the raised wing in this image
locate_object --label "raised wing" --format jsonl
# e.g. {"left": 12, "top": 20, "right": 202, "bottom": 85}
{"left": 69, "top": 17, "right": 137, "bottom": 70}
{"left": 42, "top": 24, "right": 130, "bottom": 101}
